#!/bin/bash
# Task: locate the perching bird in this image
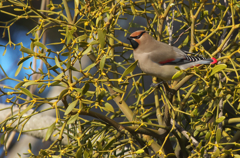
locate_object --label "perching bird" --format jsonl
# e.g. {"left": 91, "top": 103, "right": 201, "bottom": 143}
{"left": 127, "top": 30, "right": 217, "bottom": 81}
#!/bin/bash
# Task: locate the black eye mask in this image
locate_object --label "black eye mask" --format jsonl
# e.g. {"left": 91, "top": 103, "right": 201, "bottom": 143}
{"left": 127, "top": 38, "right": 139, "bottom": 49}
{"left": 127, "top": 31, "right": 146, "bottom": 49}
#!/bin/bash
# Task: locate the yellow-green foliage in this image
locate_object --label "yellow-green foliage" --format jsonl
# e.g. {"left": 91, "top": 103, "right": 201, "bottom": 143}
{"left": 0, "top": 0, "right": 240, "bottom": 157}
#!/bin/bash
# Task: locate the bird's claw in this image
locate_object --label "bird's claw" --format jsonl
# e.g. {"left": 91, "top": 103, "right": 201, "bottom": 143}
{"left": 151, "top": 81, "right": 177, "bottom": 95}
{"left": 150, "top": 81, "right": 164, "bottom": 88}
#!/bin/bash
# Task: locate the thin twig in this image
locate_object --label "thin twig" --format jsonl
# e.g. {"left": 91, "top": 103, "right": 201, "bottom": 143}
{"left": 173, "top": 22, "right": 201, "bottom": 45}
{"left": 171, "top": 119, "right": 199, "bottom": 147}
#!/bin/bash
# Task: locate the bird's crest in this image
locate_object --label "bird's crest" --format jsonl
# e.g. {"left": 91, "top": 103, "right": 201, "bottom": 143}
{"left": 130, "top": 30, "right": 146, "bottom": 38}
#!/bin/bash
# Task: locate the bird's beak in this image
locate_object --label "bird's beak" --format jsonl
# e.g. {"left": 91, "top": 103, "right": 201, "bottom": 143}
{"left": 127, "top": 37, "right": 139, "bottom": 49}
{"left": 127, "top": 37, "right": 131, "bottom": 40}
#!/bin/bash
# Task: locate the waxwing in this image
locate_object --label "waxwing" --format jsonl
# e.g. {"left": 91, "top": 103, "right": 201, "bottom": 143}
{"left": 127, "top": 30, "right": 217, "bottom": 81}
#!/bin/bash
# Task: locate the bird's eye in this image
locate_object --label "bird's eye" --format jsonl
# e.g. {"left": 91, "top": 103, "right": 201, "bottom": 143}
{"left": 136, "top": 35, "right": 141, "bottom": 39}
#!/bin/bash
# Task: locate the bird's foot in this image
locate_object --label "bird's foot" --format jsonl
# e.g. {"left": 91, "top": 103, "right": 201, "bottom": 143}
{"left": 151, "top": 81, "right": 177, "bottom": 95}
{"left": 150, "top": 81, "right": 164, "bottom": 88}
{"left": 167, "top": 89, "right": 177, "bottom": 96}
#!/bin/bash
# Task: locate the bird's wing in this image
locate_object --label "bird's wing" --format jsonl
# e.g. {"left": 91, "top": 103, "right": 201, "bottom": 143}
{"left": 152, "top": 46, "right": 211, "bottom": 65}
{"left": 158, "top": 55, "right": 208, "bottom": 65}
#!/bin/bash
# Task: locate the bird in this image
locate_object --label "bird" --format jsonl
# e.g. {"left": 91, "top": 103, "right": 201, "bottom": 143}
{"left": 127, "top": 30, "right": 217, "bottom": 81}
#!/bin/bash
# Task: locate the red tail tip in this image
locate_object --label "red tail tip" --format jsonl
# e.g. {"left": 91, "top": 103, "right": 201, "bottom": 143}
{"left": 211, "top": 57, "right": 217, "bottom": 64}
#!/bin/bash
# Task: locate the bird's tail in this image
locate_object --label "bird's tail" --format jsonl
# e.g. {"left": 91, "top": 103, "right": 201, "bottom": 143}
{"left": 179, "top": 57, "right": 217, "bottom": 70}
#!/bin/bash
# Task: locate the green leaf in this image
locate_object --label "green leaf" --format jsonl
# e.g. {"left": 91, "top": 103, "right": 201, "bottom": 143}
{"left": 19, "top": 87, "right": 33, "bottom": 99}
{"left": 193, "top": 130, "right": 199, "bottom": 137}
{"left": 58, "top": 89, "right": 68, "bottom": 100}
{"left": 103, "top": 7, "right": 110, "bottom": 12}
{"left": 215, "top": 116, "right": 225, "bottom": 124}
{"left": 81, "top": 99, "right": 94, "bottom": 104}
{"left": 76, "top": 34, "right": 87, "bottom": 42}
{"left": 54, "top": 56, "right": 62, "bottom": 68}
{"left": 104, "top": 102, "right": 114, "bottom": 113}
{"left": 83, "top": 150, "right": 89, "bottom": 158}
{"left": 82, "top": 83, "right": 90, "bottom": 94}
{"left": 34, "top": 41, "right": 47, "bottom": 50}
{"left": 50, "top": 81, "right": 61, "bottom": 86}
{"left": 191, "top": 93, "right": 201, "bottom": 103}
{"left": 82, "top": 45, "right": 92, "bottom": 55}
{"left": 15, "top": 81, "right": 25, "bottom": 89}
{"left": 112, "top": 86, "right": 125, "bottom": 93}
{"left": 90, "top": 40, "right": 99, "bottom": 45}
{"left": 87, "top": 140, "right": 92, "bottom": 148}
{"left": 14, "top": 8, "right": 23, "bottom": 11}
{"left": 96, "top": 141, "right": 103, "bottom": 150}
{"left": 19, "top": 102, "right": 34, "bottom": 117}
{"left": 205, "top": 132, "right": 211, "bottom": 140}
{"left": 20, "top": 46, "right": 34, "bottom": 54}
{"left": 83, "top": 63, "right": 96, "bottom": 71}
{"left": 74, "top": 88, "right": 82, "bottom": 93}
{"left": 100, "top": 55, "right": 106, "bottom": 71}
{"left": 39, "top": 150, "right": 48, "bottom": 156}
{"left": 191, "top": 108, "right": 198, "bottom": 117}
{"left": 182, "top": 35, "right": 189, "bottom": 47}
{"left": 206, "top": 111, "right": 213, "bottom": 117}
{"left": 217, "top": 5, "right": 226, "bottom": 10}
{"left": 172, "top": 70, "right": 184, "bottom": 80}
{"left": 66, "top": 59, "right": 71, "bottom": 69}
{"left": 65, "top": 100, "right": 78, "bottom": 115}
{"left": 98, "top": 90, "right": 105, "bottom": 101}
{"left": 121, "top": 60, "right": 138, "bottom": 78}
{"left": 210, "top": 64, "right": 227, "bottom": 76}
{"left": 213, "top": 147, "right": 220, "bottom": 157}
{"left": 196, "top": 140, "right": 202, "bottom": 150}
{"left": 73, "top": 76, "right": 78, "bottom": 81}
{"left": 38, "top": 85, "right": 47, "bottom": 94}
{"left": 97, "top": 29, "right": 106, "bottom": 48}
{"left": 136, "top": 149, "right": 144, "bottom": 154}
{"left": 18, "top": 56, "right": 31, "bottom": 65}
{"left": 53, "top": 72, "right": 64, "bottom": 81}
{"left": 76, "top": 147, "right": 82, "bottom": 158}
{"left": 103, "top": 138, "right": 116, "bottom": 150}
{"left": 0, "top": 134, "right": 5, "bottom": 144}
{"left": 45, "top": 123, "right": 56, "bottom": 141}
{"left": 23, "top": 81, "right": 41, "bottom": 87}
{"left": 15, "top": 63, "right": 23, "bottom": 77}
{"left": 203, "top": 10, "right": 208, "bottom": 16}
{"left": 61, "top": 52, "right": 70, "bottom": 56}
{"left": 37, "top": 82, "right": 43, "bottom": 88}
{"left": 79, "top": 41, "right": 88, "bottom": 47}
{"left": 67, "top": 113, "right": 78, "bottom": 124}
{"left": 48, "top": 65, "right": 58, "bottom": 70}
{"left": 69, "top": 66, "right": 78, "bottom": 71}
{"left": 216, "top": 128, "right": 221, "bottom": 143}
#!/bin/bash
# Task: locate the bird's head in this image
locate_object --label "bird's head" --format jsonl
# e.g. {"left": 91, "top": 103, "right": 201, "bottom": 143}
{"left": 127, "top": 30, "right": 146, "bottom": 49}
